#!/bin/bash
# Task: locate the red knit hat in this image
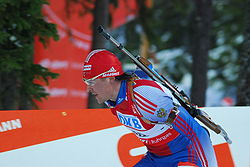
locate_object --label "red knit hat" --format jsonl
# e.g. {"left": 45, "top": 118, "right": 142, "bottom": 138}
{"left": 83, "top": 49, "right": 124, "bottom": 79}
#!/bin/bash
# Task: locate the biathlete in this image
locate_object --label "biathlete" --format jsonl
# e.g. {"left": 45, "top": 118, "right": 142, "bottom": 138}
{"left": 82, "top": 49, "right": 218, "bottom": 167}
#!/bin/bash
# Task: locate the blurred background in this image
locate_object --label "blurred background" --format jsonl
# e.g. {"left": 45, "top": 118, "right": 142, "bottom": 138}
{"left": 0, "top": 0, "right": 249, "bottom": 110}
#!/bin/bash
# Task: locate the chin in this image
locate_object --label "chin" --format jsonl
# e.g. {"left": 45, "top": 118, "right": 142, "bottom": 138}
{"left": 96, "top": 96, "right": 108, "bottom": 104}
{"left": 97, "top": 101, "right": 103, "bottom": 104}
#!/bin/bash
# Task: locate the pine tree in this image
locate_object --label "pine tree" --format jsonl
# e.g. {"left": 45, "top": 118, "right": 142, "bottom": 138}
{"left": 0, "top": 0, "right": 59, "bottom": 109}
{"left": 236, "top": 0, "right": 250, "bottom": 105}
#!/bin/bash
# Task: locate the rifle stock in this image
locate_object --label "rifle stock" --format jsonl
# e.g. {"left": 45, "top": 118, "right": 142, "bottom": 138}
{"left": 98, "top": 25, "right": 232, "bottom": 144}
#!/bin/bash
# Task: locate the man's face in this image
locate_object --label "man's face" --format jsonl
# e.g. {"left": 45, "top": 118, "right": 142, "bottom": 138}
{"left": 86, "top": 78, "right": 114, "bottom": 104}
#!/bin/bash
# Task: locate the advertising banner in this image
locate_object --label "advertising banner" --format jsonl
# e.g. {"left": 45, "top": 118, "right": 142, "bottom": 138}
{"left": 34, "top": 0, "right": 93, "bottom": 109}
{"left": 34, "top": 0, "right": 138, "bottom": 109}
{"left": 0, "top": 107, "right": 249, "bottom": 167}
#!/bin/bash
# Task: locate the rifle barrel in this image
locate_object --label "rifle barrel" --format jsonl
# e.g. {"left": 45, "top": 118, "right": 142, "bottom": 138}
{"left": 97, "top": 25, "right": 232, "bottom": 144}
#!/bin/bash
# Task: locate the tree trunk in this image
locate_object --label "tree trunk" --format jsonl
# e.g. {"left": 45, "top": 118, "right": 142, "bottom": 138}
{"left": 0, "top": 72, "right": 19, "bottom": 110}
{"left": 190, "top": 0, "right": 212, "bottom": 107}
{"left": 88, "top": 0, "right": 109, "bottom": 108}
{"left": 236, "top": 0, "right": 250, "bottom": 105}
{"left": 91, "top": 0, "right": 109, "bottom": 49}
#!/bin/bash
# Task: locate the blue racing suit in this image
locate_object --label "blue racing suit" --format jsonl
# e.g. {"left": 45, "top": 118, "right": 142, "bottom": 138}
{"left": 106, "top": 79, "right": 218, "bottom": 167}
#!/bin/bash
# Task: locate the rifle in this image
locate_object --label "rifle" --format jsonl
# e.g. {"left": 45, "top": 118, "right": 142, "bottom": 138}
{"left": 97, "top": 25, "right": 232, "bottom": 144}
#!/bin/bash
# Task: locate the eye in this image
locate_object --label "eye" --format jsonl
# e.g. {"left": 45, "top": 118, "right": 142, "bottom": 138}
{"left": 83, "top": 79, "right": 96, "bottom": 86}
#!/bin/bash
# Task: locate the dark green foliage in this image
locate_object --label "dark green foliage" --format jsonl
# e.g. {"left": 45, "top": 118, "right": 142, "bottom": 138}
{"left": 0, "top": 0, "right": 59, "bottom": 109}
{"left": 124, "top": 0, "right": 192, "bottom": 52}
{"left": 118, "top": 0, "right": 194, "bottom": 83}
{"left": 209, "top": 0, "right": 246, "bottom": 86}
{"left": 236, "top": 0, "right": 250, "bottom": 105}
{"left": 120, "top": 0, "right": 246, "bottom": 95}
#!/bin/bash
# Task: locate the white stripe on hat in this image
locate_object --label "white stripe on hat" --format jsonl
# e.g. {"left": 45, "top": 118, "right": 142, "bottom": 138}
{"left": 83, "top": 65, "right": 92, "bottom": 71}
{"left": 85, "top": 49, "right": 105, "bottom": 62}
